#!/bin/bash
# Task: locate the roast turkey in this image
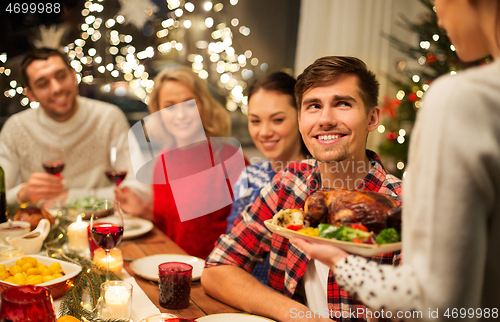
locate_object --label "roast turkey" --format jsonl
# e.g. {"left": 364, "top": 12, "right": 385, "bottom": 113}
{"left": 304, "top": 189, "right": 401, "bottom": 233}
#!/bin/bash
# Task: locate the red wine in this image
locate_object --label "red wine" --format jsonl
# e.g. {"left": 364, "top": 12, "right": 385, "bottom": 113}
{"left": 159, "top": 271, "right": 191, "bottom": 309}
{"left": 42, "top": 161, "right": 65, "bottom": 175}
{"left": 105, "top": 169, "right": 127, "bottom": 185}
{"left": 91, "top": 223, "right": 124, "bottom": 250}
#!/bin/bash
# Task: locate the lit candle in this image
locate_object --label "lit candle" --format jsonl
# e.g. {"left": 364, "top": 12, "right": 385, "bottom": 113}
{"left": 93, "top": 248, "right": 123, "bottom": 274}
{"left": 102, "top": 284, "right": 132, "bottom": 319}
{"left": 67, "top": 215, "right": 89, "bottom": 251}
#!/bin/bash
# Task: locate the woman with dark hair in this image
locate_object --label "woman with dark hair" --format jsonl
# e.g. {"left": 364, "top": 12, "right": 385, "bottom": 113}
{"left": 225, "top": 72, "right": 309, "bottom": 284}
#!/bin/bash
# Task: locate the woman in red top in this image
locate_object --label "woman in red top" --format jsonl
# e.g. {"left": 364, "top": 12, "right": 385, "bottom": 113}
{"left": 117, "top": 66, "right": 246, "bottom": 259}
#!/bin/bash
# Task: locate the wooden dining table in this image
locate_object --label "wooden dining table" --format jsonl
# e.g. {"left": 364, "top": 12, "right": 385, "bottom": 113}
{"left": 118, "top": 227, "right": 243, "bottom": 319}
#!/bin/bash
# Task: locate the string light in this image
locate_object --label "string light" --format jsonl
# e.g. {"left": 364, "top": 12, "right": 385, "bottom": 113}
{"left": 174, "top": 8, "right": 183, "bottom": 17}
{"left": 214, "top": 3, "right": 223, "bottom": 11}
{"left": 31, "top": 0, "right": 265, "bottom": 110}
{"left": 419, "top": 41, "right": 430, "bottom": 50}
{"left": 184, "top": 2, "right": 195, "bottom": 12}
{"left": 203, "top": 1, "right": 213, "bottom": 11}
{"left": 205, "top": 17, "right": 214, "bottom": 28}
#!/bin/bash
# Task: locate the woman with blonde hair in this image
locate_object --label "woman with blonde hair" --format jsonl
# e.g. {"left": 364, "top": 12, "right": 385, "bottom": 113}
{"left": 146, "top": 65, "right": 230, "bottom": 147}
{"left": 117, "top": 65, "right": 247, "bottom": 259}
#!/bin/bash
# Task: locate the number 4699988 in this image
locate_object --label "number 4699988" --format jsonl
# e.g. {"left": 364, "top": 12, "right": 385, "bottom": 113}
{"left": 444, "top": 308, "right": 498, "bottom": 319}
{"left": 5, "top": 3, "right": 61, "bottom": 14}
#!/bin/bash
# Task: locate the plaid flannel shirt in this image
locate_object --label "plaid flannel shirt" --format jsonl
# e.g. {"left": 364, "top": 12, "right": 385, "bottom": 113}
{"left": 206, "top": 150, "right": 402, "bottom": 321}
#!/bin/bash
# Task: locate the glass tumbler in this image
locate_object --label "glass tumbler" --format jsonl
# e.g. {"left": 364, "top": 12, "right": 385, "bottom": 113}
{"left": 158, "top": 262, "right": 193, "bottom": 310}
{"left": 0, "top": 285, "right": 56, "bottom": 322}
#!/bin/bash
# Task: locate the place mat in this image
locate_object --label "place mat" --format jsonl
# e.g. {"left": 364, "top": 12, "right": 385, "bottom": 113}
{"left": 54, "top": 269, "right": 160, "bottom": 320}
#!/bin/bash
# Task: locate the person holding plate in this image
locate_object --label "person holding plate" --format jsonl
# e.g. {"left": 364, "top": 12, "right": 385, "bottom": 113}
{"left": 293, "top": 0, "right": 500, "bottom": 319}
{"left": 202, "top": 56, "right": 402, "bottom": 321}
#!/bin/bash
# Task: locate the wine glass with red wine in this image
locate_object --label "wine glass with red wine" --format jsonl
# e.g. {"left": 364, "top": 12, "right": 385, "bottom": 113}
{"left": 42, "top": 145, "right": 65, "bottom": 176}
{"left": 105, "top": 147, "right": 127, "bottom": 186}
{"left": 90, "top": 199, "right": 124, "bottom": 280}
{"left": 41, "top": 145, "right": 65, "bottom": 211}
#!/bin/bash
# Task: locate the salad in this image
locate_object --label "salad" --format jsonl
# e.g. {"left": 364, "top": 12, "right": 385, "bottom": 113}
{"left": 271, "top": 209, "right": 400, "bottom": 245}
{"left": 66, "top": 196, "right": 106, "bottom": 210}
{"left": 300, "top": 224, "right": 400, "bottom": 245}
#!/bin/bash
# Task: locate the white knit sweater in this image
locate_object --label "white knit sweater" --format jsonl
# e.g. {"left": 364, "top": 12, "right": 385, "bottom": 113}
{"left": 0, "top": 96, "right": 151, "bottom": 205}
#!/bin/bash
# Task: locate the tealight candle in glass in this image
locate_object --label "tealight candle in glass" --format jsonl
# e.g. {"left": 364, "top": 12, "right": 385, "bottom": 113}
{"left": 99, "top": 281, "right": 133, "bottom": 320}
{"left": 93, "top": 248, "right": 123, "bottom": 274}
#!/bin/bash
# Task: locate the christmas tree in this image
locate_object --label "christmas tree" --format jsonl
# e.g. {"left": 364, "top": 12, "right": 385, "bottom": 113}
{"left": 377, "top": 0, "right": 490, "bottom": 178}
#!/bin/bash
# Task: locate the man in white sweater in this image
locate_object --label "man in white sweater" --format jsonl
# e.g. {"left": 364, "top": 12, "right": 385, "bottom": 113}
{"left": 0, "top": 48, "right": 150, "bottom": 205}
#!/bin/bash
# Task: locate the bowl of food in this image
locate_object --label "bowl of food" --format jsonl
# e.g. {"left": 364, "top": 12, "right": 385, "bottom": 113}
{"left": 66, "top": 196, "right": 111, "bottom": 220}
{"left": 0, "top": 221, "right": 30, "bottom": 243}
{"left": 0, "top": 255, "right": 82, "bottom": 298}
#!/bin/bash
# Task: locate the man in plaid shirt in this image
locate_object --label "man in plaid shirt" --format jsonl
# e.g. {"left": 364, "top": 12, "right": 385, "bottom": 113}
{"left": 202, "top": 56, "right": 402, "bottom": 322}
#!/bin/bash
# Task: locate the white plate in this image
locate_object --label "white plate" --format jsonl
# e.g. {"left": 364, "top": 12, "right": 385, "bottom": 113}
{"left": 264, "top": 219, "right": 401, "bottom": 257}
{"left": 90, "top": 216, "right": 154, "bottom": 240}
{"left": 130, "top": 254, "right": 204, "bottom": 281}
{"left": 122, "top": 217, "right": 154, "bottom": 240}
{"left": 196, "top": 314, "right": 276, "bottom": 321}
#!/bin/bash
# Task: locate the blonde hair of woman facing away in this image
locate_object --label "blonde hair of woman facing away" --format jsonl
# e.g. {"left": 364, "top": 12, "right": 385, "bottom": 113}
{"left": 147, "top": 65, "right": 230, "bottom": 148}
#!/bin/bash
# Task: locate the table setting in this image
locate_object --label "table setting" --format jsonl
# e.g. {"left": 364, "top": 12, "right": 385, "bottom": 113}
{"left": 0, "top": 193, "right": 277, "bottom": 322}
{"left": 0, "top": 186, "right": 405, "bottom": 322}
{"left": 0, "top": 146, "right": 275, "bottom": 321}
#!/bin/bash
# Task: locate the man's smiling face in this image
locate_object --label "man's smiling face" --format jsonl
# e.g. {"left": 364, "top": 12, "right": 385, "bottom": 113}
{"left": 26, "top": 55, "right": 79, "bottom": 122}
{"left": 298, "top": 74, "right": 379, "bottom": 164}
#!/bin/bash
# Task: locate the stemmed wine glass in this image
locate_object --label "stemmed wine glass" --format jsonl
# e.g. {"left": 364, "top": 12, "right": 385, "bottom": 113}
{"left": 42, "top": 144, "right": 65, "bottom": 176}
{"left": 42, "top": 144, "right": 65, "bottom": 211}
{"left": 105, "top": 147, "right": 128, "bottom": 186}
{"left": 90, "top": 200, "right": 124, "bottom": 281}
